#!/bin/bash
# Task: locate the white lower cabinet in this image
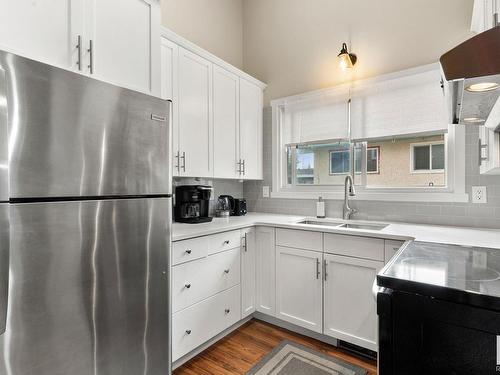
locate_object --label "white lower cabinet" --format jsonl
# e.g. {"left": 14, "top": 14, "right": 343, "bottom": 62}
{"left": 172, "top": 284, "right": 241, "bottom": 361}
{"left": 255, "top": 227, "right": 276, "bottom": 316}
{"left": 172, "top": 247, "right": 240, "bottom": 313}
{"left": 323, "top": 253, "right": 383, "bottom": 351}
{"left": 241, "top": 228, "right": 256, "bottom": 318}
{"left": 275, "top": 246, "right": 323, "bottom": 333}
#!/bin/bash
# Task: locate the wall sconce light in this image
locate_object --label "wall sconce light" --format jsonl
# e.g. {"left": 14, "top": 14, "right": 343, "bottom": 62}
{"left": 338, "top": 42, "right": 357, "bottom": 69}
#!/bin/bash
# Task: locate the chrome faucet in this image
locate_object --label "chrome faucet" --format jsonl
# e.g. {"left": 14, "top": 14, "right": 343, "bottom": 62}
{"left": 343, "top": 175, "right": 357, "bottom": 220}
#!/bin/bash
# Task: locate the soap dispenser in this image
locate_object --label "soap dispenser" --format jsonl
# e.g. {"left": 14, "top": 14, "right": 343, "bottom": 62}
{"left": 316, "top": 196, "right": 326, "bottom": 218}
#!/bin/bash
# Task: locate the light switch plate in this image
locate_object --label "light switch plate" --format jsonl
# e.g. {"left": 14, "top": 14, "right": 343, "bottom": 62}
{"left": 262, "top": 186, "right": 270, "bottom": 198}
{"left": 472, "top": 186, "right": 487, "bottom": 203}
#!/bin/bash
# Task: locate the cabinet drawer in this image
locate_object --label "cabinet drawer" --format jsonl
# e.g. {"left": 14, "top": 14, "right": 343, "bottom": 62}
{"left": 324, "top": 233, "right": 384, "bottom": 261}
{"left": 172, "top": 285, "right": 241, "bottom": 361}
{"left": 208, "top": 230, "right": 241, "bottom": 255}
{"left": 172, "top": 237, "right": 208, "bottom": 266}
{"left": 384, "top": 240, "right": 404, "bottom": 262}
{"left": 172, "top": 248, "right": 240, "bottom": 312}
{"left": 276, "top": 228, "right": 323, "bottom": 252}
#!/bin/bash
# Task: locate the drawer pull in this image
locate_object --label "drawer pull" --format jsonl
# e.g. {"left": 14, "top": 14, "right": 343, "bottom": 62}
{"left": 225, "top": 309, "right": 230, "bottom": 314}
{"left": 184, "top": 283, "right": 191, "bottom": 289}
{"left": 185, "top": 249, "right": 192, "bottom": 254}
{"left": 185, "top": 330, "right": 192, "bottom": 335}
{"left": 224, "top": 269, "right": 230, "bottom": 274}
{"left": 223, "top": 240, "right": 230, "bottom": 245}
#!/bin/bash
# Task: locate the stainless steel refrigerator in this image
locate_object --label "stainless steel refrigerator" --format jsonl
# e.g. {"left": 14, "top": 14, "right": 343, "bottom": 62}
{"left": 0, "top": 50, "right": 171, "bottom": 375}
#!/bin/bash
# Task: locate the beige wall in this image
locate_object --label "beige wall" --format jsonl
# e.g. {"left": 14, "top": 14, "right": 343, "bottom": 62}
{"left": 242, "top": 0, "right": 474, "bottom": 104}
{"left": 161, "top": 0, "right": 244, "bottom": 68}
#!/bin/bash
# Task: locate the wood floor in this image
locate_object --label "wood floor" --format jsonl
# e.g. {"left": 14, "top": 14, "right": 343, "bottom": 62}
{"left": 174, "top": 319, "right": 377, "bottom": 374}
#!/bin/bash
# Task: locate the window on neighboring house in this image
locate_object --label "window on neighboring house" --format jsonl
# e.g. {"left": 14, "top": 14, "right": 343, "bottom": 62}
{"left": 366, "top": 147, "right": 379, "bottom": 174}
{"left": 411, "top": 142, "right": 445, "bottom": 173}
{"left": 329, "top": 149, "right": 350, "bottom": 175}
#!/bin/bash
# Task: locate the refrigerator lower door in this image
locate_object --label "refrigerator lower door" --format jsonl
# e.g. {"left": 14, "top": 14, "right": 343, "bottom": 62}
{"left": 0, "top": 198, "right": 171, "bottom": 375}
{"left": 0, "top": 203, "right": 8, "bottom": 335}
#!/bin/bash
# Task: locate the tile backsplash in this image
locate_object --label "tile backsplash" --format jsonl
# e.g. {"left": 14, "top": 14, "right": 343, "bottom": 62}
{"left": 243, "top": 107, "right": 500, "bottom": 229}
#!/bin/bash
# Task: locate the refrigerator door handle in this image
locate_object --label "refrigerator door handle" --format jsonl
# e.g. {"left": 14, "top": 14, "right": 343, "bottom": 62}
{"left": 0, "top": 205, "right": 9, "bottom": 335}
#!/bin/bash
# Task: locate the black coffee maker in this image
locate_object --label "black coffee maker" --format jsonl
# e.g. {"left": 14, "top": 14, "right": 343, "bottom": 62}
{"left": 174, "top": 185, "right": 213, "bottom": 223}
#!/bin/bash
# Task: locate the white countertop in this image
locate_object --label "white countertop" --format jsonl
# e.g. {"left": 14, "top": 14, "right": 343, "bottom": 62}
{"left": 172, "top": 212, "right": 500, "bottom": 249}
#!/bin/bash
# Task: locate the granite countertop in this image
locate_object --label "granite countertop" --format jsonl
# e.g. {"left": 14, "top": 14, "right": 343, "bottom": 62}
{"left": 172, "top": 212, "right": 500, "bottom": 249}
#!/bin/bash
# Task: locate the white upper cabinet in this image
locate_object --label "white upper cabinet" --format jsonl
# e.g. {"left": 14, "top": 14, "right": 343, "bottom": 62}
{"left": 178, "top": 47, "right": 213, "bottom": 178}
{"left": 0, "top": 0, "right": 160, "bottom": 95}
{"left": 275, "top": 246, "right": 323, "bottom": 333}
{"left": 239, "top": 78, "right": 264, "bottom": 180}
{"left": 0, "top": 0, "right": 83, "bottom": 70}
{"left": 323, "top": 254, "right": 383, "bottom": 351}
{"left": 86, "top": 0, "right": 161, "bottom": 95}
{"left": 213, "top": 66, "right": 240, "bottom": 179}
{"left": 471, "top": 0, "right": 500, "bottom": 33}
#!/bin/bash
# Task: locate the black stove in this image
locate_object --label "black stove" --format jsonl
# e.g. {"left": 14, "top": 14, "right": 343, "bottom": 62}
{"left": 377, "top": 241, "right": 500, "bottom": 375}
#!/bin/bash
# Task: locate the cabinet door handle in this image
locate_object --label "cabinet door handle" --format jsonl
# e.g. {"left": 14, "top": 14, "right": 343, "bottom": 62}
{"left": 76, "top": 35, "right": 82, "bottom": 71}
{"left": 237, "top": 159, "right": 242, "bottom": 175}
{"left": 184, "top": 283, "right": 191, "bottom": 289}
{"left": 224, "top": 269, "right": 230, "bottom": 274}
{"left": 87, "top": 39, "right": 94, "bottom": 74}
{"left": 223, "top": 240, "right": 230, "bottom": 245}
{"left": 185, "top": 249, "right": 192, "bottom": 254}
{"left": 243, "top": 233, "right": 247, "bottom": 252}
{"left": 175, "top": 151, "right": 180, "bottom": 172}
{"left": 324, "top": 259, "right": 328, "bottom": 281}
{"left": 185, "top": 329, "right": 192, "bottom": 335}
{"left": 316, "top": 258, "right": 320, "bottom": 279}
{"left": 225, "top": 309, "right": 230, "bottom": 314}
{"left": 180, "top": 151, "right": 186, "bottom": 172}
{"left": 242, "top": 159, "right": 246, "bottom": 175}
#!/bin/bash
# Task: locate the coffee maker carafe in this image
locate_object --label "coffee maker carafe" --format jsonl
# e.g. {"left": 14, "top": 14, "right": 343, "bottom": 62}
{"left": 174, "top": 185, "right": 213, "bottom": 223}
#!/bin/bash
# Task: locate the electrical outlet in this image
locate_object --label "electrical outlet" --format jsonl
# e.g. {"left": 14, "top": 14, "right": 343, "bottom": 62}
{"left": 262, "top": 186, "right": 270, "bottom": 198}
{"left": 472, "top": 186, "right": 487, "bottom": 204}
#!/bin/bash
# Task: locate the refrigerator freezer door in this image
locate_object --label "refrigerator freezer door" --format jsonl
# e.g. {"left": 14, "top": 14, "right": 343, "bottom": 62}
{"left": 0, "top": 198, "right": 171, "bottom": 375}
{"left": 0, "top": 50, "right": 171, "bottom": 199}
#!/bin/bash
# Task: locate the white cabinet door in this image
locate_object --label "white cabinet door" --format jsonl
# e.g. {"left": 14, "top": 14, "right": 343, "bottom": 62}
{"left": 0, "top": 0, "right": 83, "bottom": 70}
{"left": 276, "top": 246, "right": 322, "bottom": 333}
{"left": 241, "top": 228, "right": 256, "bottom": 318}
{"left": 256, "top": 227, "right": 276, "bottom": 316}
{"left": 239, "top": 78, "right": 263, "bottom": 180}
{"left": 160, "top": 37, "right": 180, "bottom": 175}
{"left": 479, "top": 125, "right": 500, "bottom": 175}
{"left": 213, "top": 65, "right": 240, "bottom": 179}
{"left": 86, "top": 0, "right": 161, "bottom": 94}
{"left": 323, "top": 253, "right": 383, "bottom": 351}
{"left": 178, "top": 47, "right": 213, "bottom": 177}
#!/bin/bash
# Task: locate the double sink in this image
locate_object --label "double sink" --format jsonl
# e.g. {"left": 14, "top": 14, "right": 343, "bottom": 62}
{"left": 297, "top": 220, "right": 388, "bottom": 231}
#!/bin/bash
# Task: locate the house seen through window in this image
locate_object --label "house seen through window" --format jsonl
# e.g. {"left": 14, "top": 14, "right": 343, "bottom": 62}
{"left": 286, "top": 134, "right": 446, "bottom": 187}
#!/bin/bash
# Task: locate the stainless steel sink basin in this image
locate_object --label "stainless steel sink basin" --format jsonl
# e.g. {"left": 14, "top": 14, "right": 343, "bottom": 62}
{"left": 297, "top": 220, "right": 343, "bottom": 227}
{"left": 338, "top": 223, "right": 388, "bottom": 231}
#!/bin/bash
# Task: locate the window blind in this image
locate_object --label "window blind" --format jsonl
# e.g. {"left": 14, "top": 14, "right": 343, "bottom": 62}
{"left": 281, "top": 88, "right": 350, "bottom": 145}
{"left": 350, "top": 67, "right": 448, "bottom": 141}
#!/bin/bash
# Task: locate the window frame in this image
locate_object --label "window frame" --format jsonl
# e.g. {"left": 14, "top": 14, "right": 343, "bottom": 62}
{"left": 272, "top": 103, "right": 468, "bottom": 203}
{"left": 410, "top": 141, "right": 445, "bottom": 174}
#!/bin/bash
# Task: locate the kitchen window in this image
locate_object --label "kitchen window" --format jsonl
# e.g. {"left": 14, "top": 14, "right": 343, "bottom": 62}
{"left": 271, "top": 64, "right": 468, "bottom": 202}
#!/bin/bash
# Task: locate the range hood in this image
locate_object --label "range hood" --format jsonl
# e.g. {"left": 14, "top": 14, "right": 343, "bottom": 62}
{"left": 440, "top": 26, "right": 500, "bottom": 131}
